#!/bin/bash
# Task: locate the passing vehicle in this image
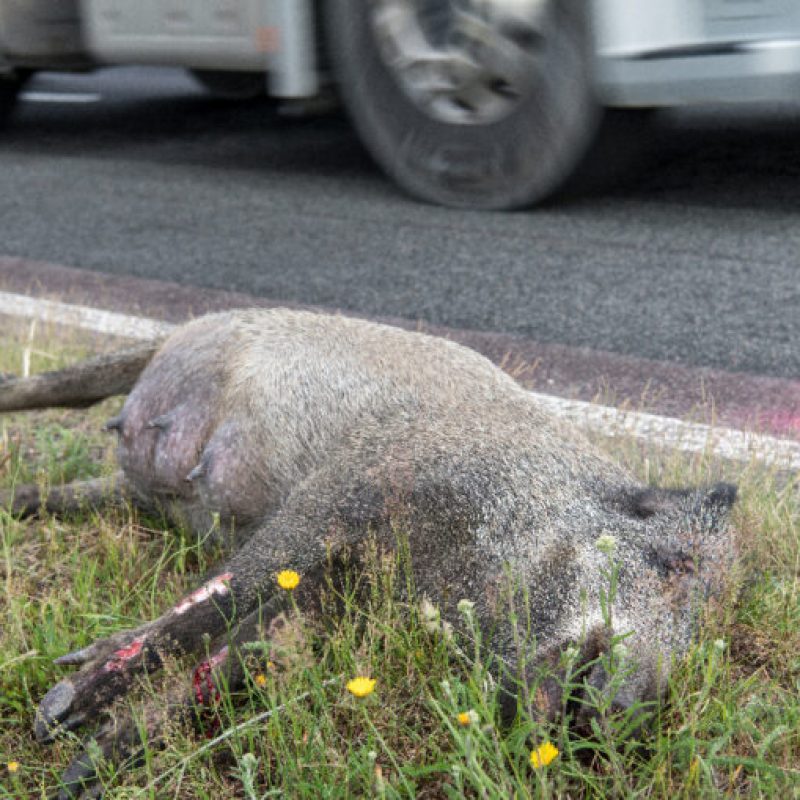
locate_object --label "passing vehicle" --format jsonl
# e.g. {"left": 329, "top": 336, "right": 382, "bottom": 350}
{"left": 2, "top": 1, "right": 800, "bottom": 209}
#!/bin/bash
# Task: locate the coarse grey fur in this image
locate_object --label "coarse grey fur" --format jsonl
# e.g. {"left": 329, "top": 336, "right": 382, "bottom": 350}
{"left": 1, "top": 308, "right": 737, "bottom": 798}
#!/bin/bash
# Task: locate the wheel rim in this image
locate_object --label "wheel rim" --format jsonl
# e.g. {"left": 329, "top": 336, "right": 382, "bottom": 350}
{"left": 369, "top": 0, "right": 552, "bottom": 125}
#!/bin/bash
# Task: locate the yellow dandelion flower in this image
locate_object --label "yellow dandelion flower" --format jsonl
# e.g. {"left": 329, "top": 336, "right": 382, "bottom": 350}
{"left": 254, "top": 673, "right": 267, "bottom": 687}
{"left": 276, "top": 570, "right": 300, "bottom": 590}
{"left": 346, "top": 676, "right": 377, "bottom": 698}
{"left": 7, "top": 761, "right": 19, "bottom": 774}
{"left": 457, "top": 709, "right": 480, "bottom": 727}
{"left": 530, "top": 741, "right": 559, "bottom": 769}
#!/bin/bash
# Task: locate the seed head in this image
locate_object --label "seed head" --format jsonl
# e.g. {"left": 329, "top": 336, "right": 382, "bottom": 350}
{"left": 595, "top": 534, "right": 617, "bottom": 555}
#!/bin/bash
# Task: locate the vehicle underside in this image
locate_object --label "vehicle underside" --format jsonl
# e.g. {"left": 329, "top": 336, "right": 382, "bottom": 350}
{"left": 3, "top": 0, "right": 800, "bottom": 208}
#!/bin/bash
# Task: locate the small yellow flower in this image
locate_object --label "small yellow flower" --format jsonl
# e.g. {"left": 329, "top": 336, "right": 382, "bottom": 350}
{"left": 530, "top": 741, "right": 559, "bottom": 769}
{"left": 346, "top": 676, "right": 377, "bottom": 698}
{"left": 254, "top": 673, "right": 267, "bottom": 687}
{"left": 457, "top": 709, "right": 480, "bottom": 727}
{"left": 7, "top": 761, "right": 19, "bottom": 774}
{"left": 276, "top": 570, "right": 300, "bottom": 590}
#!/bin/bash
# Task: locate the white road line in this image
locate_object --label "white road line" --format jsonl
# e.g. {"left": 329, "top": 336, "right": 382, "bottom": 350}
{"left": 1, "top": 290, "right": 798, "bottom": 470}
{"left": 531, "top": 394, "right": 800, "bottom": 472}
{"left": 20, "top": 91, "right": 102, "bottom": 104}
{"left": 0, "top": 291, "right": 172, "bottom": 340}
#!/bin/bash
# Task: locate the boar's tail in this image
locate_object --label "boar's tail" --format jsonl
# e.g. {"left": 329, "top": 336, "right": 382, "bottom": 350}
{"left": 0, "top": 339, "right": 163, "bottom": 412}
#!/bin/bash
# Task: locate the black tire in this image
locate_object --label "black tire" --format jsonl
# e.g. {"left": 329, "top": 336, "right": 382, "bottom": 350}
{"left": 190, "top": 70, "right": 266, "bottom": 100}
{"left": 0, "top": 71, "right": 28, "bottom": 128}
{"left": 325, "top": 0, "right": 601, "bottom": 210}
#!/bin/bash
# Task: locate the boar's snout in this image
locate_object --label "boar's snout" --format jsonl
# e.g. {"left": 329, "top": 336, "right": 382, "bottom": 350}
{"left": 574, "top": 648, "right": 662, "bottom": 735}
{"left": 563, "top": 481, "right": 738, "bottom": 737}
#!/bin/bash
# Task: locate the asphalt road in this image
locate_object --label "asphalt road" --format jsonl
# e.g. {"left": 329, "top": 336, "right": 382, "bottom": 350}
{"left": 1, "top": 67, "right": 799, "bottom": 381}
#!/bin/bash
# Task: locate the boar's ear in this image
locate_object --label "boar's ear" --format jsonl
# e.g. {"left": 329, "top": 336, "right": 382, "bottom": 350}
{"left": 623, "top": 486, "right": 692, "bottom": 519}
{"left": 649, "top": 482, "right": 737, "bottom": 594}
{"left": 691, "top": 482, "right": 737, "bottom": 529}
{"left": 621, "top": 482, "right": 737, "bottom": 520}
{"left": 694, "top": 482, "right": 737, "bottom": 515}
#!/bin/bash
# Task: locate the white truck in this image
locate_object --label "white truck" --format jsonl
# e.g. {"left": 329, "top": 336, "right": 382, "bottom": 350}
{"left": 2, "top": 1, "right": 799, "bottom": 209}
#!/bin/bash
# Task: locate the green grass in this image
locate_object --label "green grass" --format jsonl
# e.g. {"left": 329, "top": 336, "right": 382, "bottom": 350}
{"left": 1, "top": 320, "right": 799, "bottom": 798}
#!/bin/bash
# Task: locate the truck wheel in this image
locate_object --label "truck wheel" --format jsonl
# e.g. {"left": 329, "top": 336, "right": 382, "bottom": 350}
{"left": 325, "top": 0, "right": 600, "bottom": 209}
{"left": 190, "top": 70, "right": 266, "bottom": 100}
{"left": 0, "top": 71, "right": 27, "bottom": 128}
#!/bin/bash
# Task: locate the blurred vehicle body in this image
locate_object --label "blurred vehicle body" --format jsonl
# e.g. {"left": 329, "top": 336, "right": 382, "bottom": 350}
{"left": 2, "top": 1, "right": 799, "bottom": 208}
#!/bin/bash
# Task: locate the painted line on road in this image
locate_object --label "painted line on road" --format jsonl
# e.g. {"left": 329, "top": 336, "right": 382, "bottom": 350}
{"left": 532, "top": 393, "right": 800, "bottom": 472}
{"left": 1, "top": 289, "right": 799, "bottom": 471}
{"left": 0, "top": 291, "right": 172, "bottom": 340}
{"left": 20, "top": 91, "right": 102, "bottom": 104}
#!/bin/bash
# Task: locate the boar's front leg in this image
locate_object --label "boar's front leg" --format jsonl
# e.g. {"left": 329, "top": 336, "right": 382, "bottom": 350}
{"left": 35, "top": 460, "right": 363, "bottom": 729}
{"left": 37, "top": 455, "right": 374, "bottom": 739}
{"left": 51, "top": 598, "right": 289, "bottom": 800}
{"left": 36, "top": 537, "right": 332, "bottom": 743}
{"left": 38, "top": 458, "right": 379, "bottom": 798}
{"left": 35, "top": 566, "right": 250, "bottom": 744}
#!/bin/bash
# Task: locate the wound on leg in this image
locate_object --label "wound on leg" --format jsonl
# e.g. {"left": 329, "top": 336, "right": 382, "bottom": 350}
{"left": 103, "top": 637, "right": 146, "bottom": 673}
{"left": 174, "top": 572, "right": 233, "bottom": 615}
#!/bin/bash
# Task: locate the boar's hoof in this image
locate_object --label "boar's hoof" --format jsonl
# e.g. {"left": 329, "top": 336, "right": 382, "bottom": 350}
{"left": 56, "top": 747, "right": 106, "bottom": 800}
{"left": 34, "top": 680, "right": 80, "bottom": 743}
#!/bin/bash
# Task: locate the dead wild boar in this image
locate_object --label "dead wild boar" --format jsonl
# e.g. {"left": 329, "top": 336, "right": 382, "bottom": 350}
{"left": 0, "top": 308, "right": 736, "bottom": 798}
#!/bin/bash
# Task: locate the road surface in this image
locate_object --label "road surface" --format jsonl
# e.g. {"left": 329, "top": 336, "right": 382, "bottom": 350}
{"left": 0, "top": 67, "right": 798, "bottom": 436}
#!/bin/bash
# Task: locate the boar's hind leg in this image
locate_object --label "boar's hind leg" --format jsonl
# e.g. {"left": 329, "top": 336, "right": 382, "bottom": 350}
{"left": 0, "top": 340, "right": 161, "bottom": 412}
{"left": 1, "top": 472, "right": 128, "bottom": 518}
